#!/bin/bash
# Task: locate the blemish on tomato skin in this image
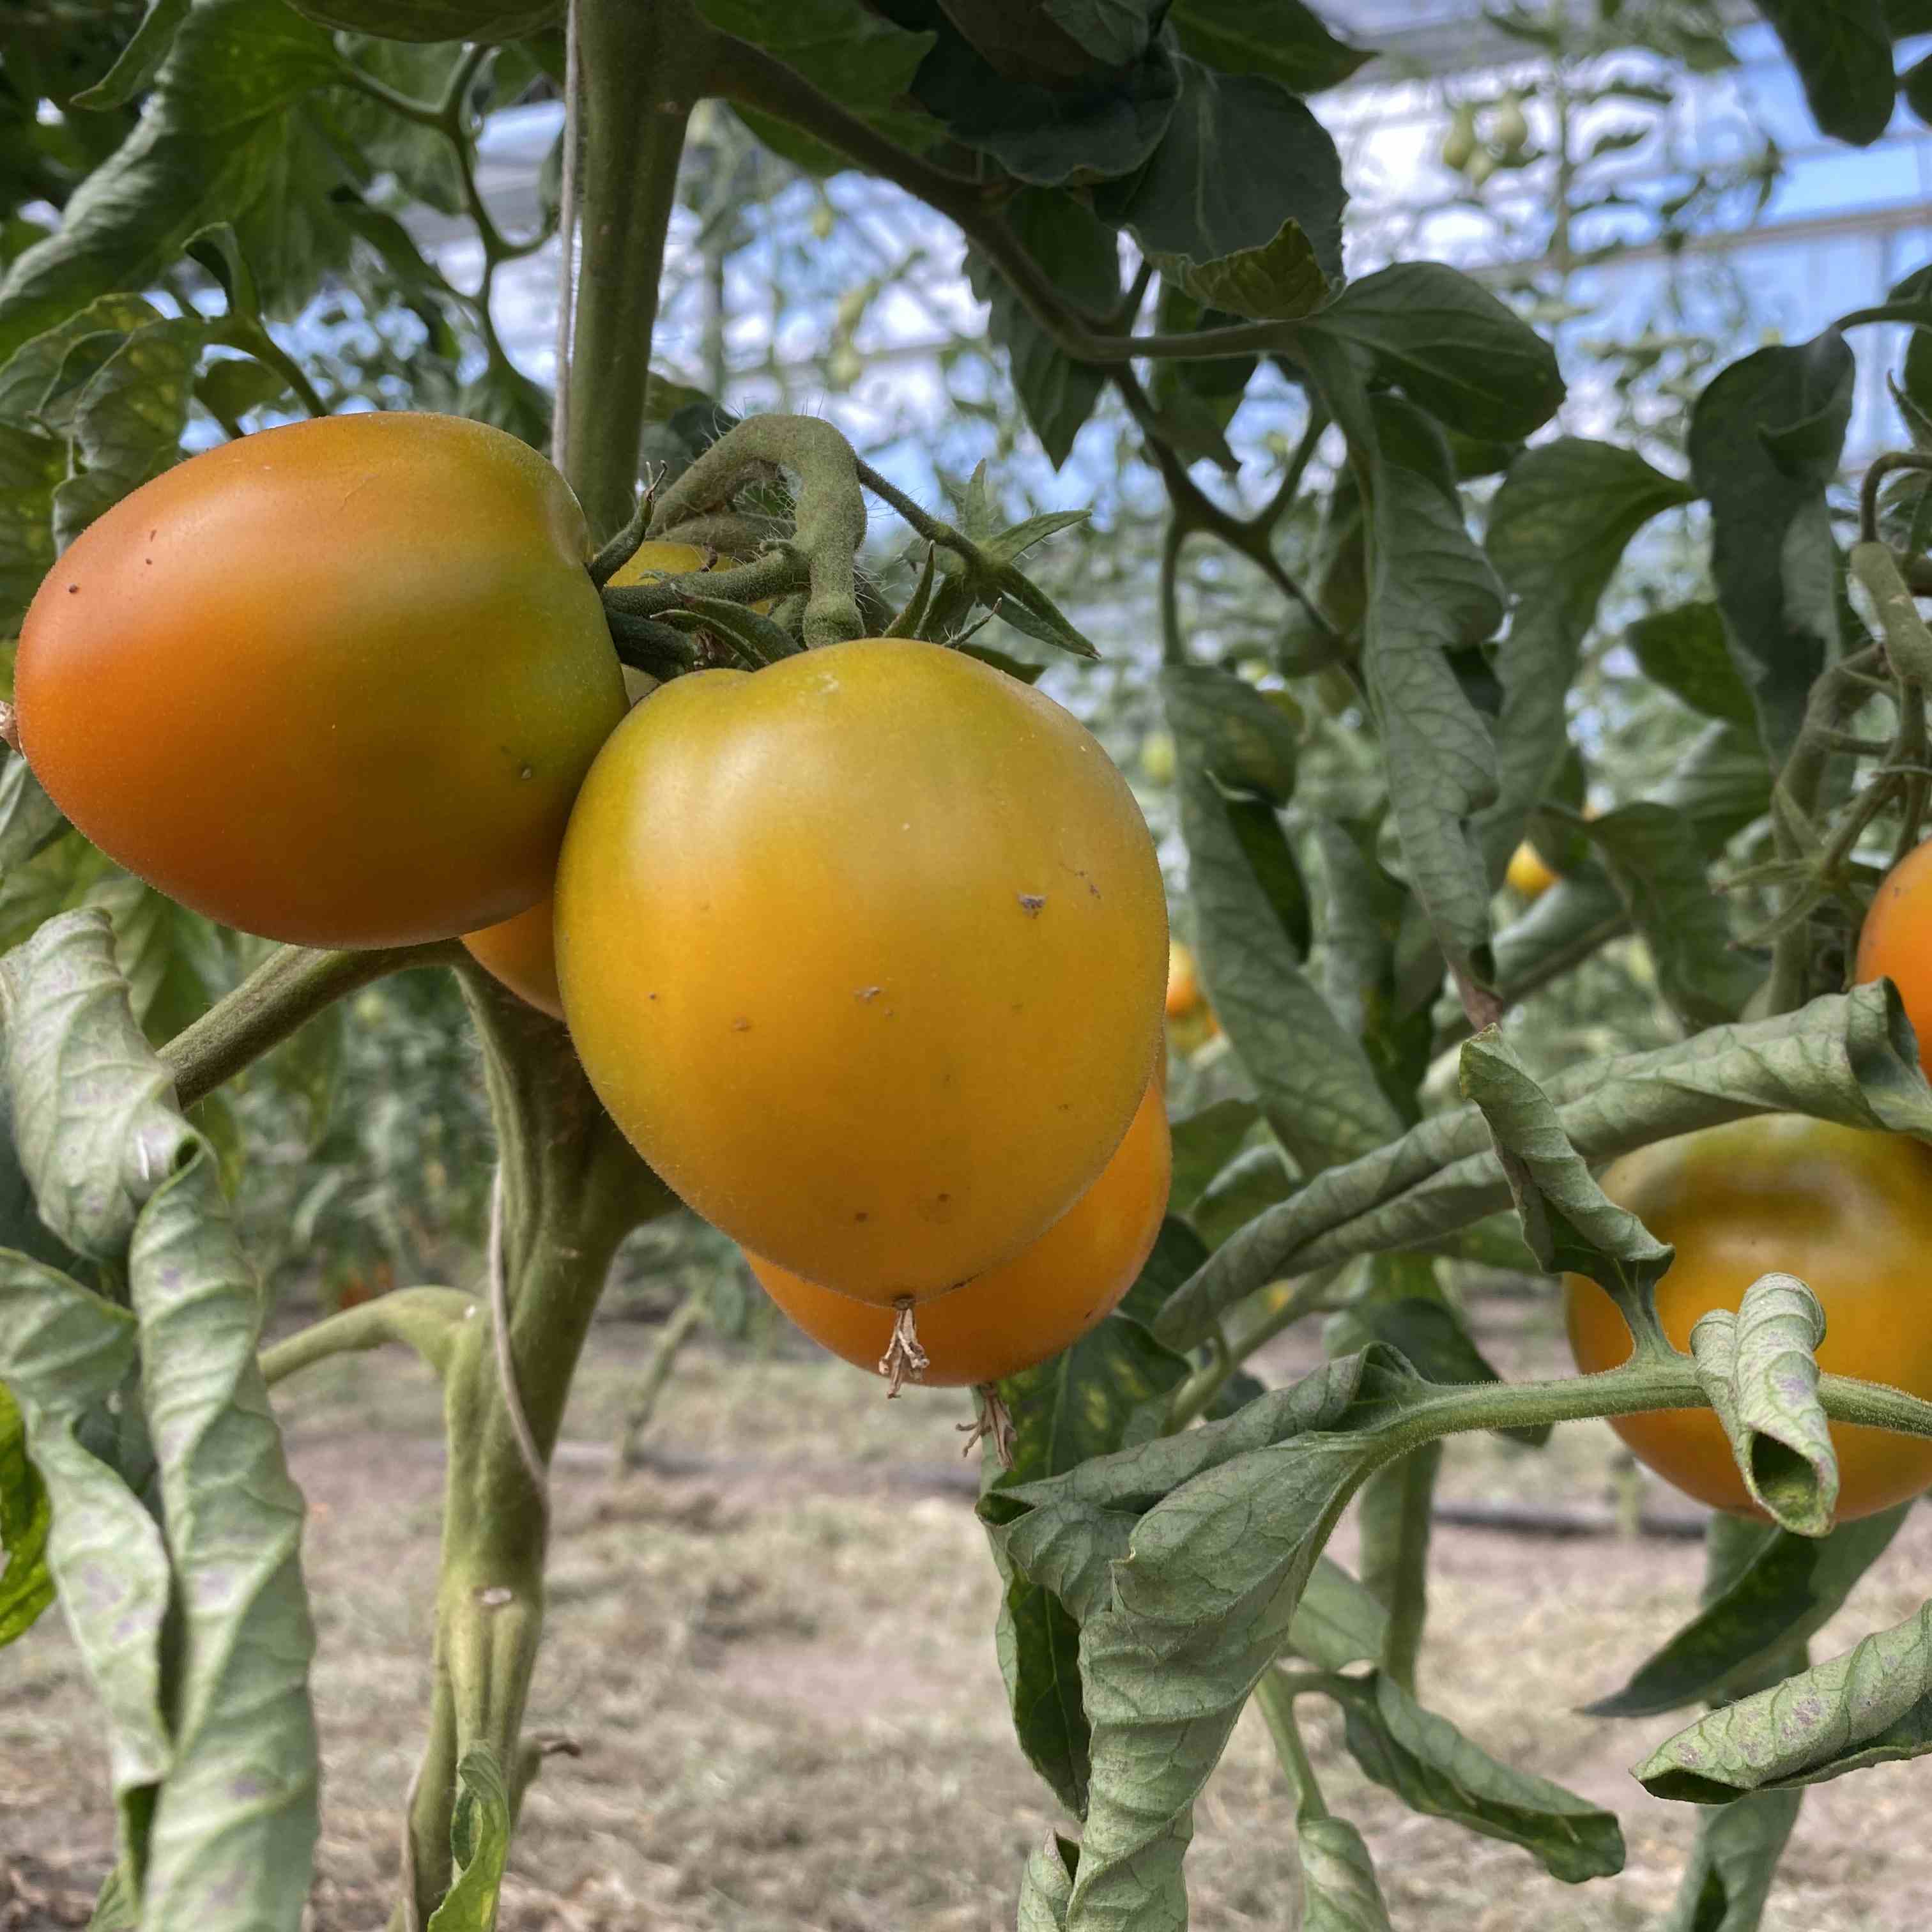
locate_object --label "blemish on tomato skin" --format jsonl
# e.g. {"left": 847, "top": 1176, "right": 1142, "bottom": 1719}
{"left": 855, "top": 986, "right": 882, "bottom": 1001}
{"left": 730, "top": 1017, "right": 752, "bottom": 1032}
{"left": 1018, "top": 893, "right": 1046, "bottom": 916}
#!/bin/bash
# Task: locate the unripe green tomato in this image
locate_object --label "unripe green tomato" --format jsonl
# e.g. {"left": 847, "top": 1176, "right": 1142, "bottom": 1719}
{"left": 1439, "top": 106, "right": 1478, "bottom": 172}
{"left": 17, "top": 411, "right": 624, "bottom": 949}
{"left": 1492, "top": 91, "right": 1531, "bottom": 154}
{"left": 1465, "top": 147, "right": 1499, "bottom": 188}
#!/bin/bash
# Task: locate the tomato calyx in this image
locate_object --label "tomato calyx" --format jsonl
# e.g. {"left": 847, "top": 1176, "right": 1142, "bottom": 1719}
{"left": 960, "top": 1384, "right": 1016, "bottom": 1467}
{"left": 880, "top": 1296, "right": 930, "bottom": 1395}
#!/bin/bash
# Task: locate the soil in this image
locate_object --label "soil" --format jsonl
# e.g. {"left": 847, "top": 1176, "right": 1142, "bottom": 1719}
{"left": 4, "top": 1295, "right": 1930, "bottom": 1930}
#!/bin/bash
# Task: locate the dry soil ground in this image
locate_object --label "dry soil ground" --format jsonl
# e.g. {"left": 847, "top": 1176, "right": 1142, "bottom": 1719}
{"left": 4, "top": 1291, "right": 1931, "bottom": 1930}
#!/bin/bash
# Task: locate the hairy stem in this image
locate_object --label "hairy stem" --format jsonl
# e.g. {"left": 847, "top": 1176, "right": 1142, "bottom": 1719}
{"left": 565, "top": 0, "right": 713, "bottom": 539}
{"left": 164, "top": 941, "right": 454, "bottom": 1110}
{"left": 259, "top": 1288, "right": 476, "bottom": 1388}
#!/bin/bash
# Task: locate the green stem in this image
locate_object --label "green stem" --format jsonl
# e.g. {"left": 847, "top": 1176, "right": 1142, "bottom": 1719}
{"left": 164, "top": 941, "right": 453, "bottom": 1110}
{"left": 1254, "top": 1670, "right": 1325, "bottom": 1819}
{"left": 395, "top": 972, "right": 676, "bottom": 1926}
{"left": 1358, "top": 1441, "right": 1441, "bottom": 1695}
{"left": 259, "top": 1288, "right": 476, "bottom": 1388}
{"left": 1165, "top": 1269, "right": 1345, "bottom": 1431}
{"left": 616, "top": 1280, "right": 709, "bottom": 1466}
{"left": 565, "top": 0, "right": 713, "bottom": 539}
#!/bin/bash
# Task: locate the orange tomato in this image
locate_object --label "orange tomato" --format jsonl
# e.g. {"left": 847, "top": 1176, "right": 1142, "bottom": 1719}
{"left": 1565, "top": 1115, "right": 1932, "bottom": 1521}
{"left": 751, "top": 1075, "right": 1170, "bottom": 1384}
{"left": 1167, "top": 939, "right": 1203, "bottom": 1018}
{"left": 554, "top": 637, "right": 1167, "bottom": 1303}
{"left": 1856, "top": 837, "right": 1932, "bottom": 1078}
{"left": 16, "top": 412, "right": 624, "bottom": 947}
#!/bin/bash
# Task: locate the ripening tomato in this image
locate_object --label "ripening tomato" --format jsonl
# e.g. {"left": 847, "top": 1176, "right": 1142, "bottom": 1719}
{"left": 16, "top": 412, "right": 624, "bottom": 948}
{"left": 1167, "top": 939, "right": 1202, "bottom": 1018}
{"left": 1506, "top": 840, "right": 1558, "bottom": 901}
{"left": 1855, "top": 838, "right": 1932, "bottom": 1078}
{"left": 554, "top": 636, "right": 1168, "bottom": 1303}
{"left": 750, "top": 1073, "right": 1170, "bottom": 1384}
{"left": 1565, "top": 1115, "right": 1932, "bottom": 1521}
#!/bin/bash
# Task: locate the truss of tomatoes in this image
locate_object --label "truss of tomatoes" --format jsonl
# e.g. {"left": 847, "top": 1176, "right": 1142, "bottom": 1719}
{"left": 18, "top": 412, "right": 1172, "bottom": 1390}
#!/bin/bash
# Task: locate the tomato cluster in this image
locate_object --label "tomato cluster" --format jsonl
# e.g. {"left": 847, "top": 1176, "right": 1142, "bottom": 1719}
{"left": 17, "top": 413, "right": 1172, "bottom": 1393}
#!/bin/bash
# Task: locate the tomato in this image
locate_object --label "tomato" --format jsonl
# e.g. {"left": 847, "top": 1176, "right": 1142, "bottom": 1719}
{"left": 17, "top": 412, "right": 624, "bottom": 949}
{"left": 462, "top": 891, "right": 564, "bottom": 1018}
{"left": 554, "top": 636, "right": 1168, "bottom": 1303}
{"left": 1166, "top": 939, "right": 1202, "bottom": 1018}
{"left": 1855, "top": 837, "right": 1932, "bottom": 1078}
{"left": 751, "top": 1074, "right": 1170, "bottom": 1385}
{"left": 1564, "top": 1115, "right": 1932, "bottom": 1521}
{"left": 605, "top": 539, "right": 726, "bottom": 590}
{"left": 1505, "top": 840, "right": 1558, "bottom": 901}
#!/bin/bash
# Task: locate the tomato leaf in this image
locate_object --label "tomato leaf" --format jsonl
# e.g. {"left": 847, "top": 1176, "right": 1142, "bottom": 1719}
{"left": 1295, "top": 1814, "right": 1395, "bottom": 1932}
{"left": 1479, "top": 437, "right": 1694, "bottom": 877}
{"left": 1154, "top": 979, "right": 1929, "bottom": 1349}
{"left": 1660, "top": 1789, "right": 1804, "bottom": 1932}
{"left": 1624, "top": 600, "right": 1758, "bottom": 730}
{"left": 1093, "top": 59, "right": 1343, "bottom": 317}
{"left": 965, "top": 190, "right": 1117, "bottom": 470}
{"left": 1328, "top": 1670, "right": 1625, "bottom": 1882}
{"left": 1167, "top": 1098, "right": 1262, "bottom": 1215}
{"left": 983, "top": 1345, "right": 1429, "bottom": 1926}
{"left": 71, "top": 0, "right": 195, "bottom": 112}
{"left": 1018, "top": 1832, "right": 1080, "bottom": 1931}
{"left": 1637, "top": 1598, "right": 1932, "bottom": 1798}
{"left": 425, "top": 1746, "right": 512, "bottom": 1932}
{"left": 0, "top": 423, "right": 64, "bottom": 634}
{"left": 1588, "top": 1506, "right": 1911, "bottom": 1718}
{"left": 1751, "top": 1, "right": 1896, "bottom": 147}
{"left": 0, "top": 1379, "right": 55, "bottom": 1648}
{"left": 1689, "top": 330, "right": 1855, "bottom": 763}
{"left": 1168, "top": 0, "right": 1372, "bottom": 94}
{"left": 1163, "top": 661, "right": 1406, "bottom": 1173}
{"left": 0, "top": 907, "right": 320, "bottom": 1918}
{"left": 0, "top": 0, "right": 348, "bottom": 366}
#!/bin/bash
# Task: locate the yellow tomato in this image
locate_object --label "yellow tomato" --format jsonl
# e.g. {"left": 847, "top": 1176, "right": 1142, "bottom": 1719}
{"left": 553, "top": 637, "right": 1168, "bottom": 1303}
{"left": 1506, "top": 840, "right": 1558, "bottom": 901}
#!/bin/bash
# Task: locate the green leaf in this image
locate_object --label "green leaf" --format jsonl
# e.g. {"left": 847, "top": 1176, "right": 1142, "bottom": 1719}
{"left": 698, "top": 0, "right": 935, "bottom": 123}
{"left": 1296, "top": 264, "right": 1565, "bottom": 444}
{"left": 1169, "top": 1098, "right": 1262, "bottom": 1213}
{"left": 1752, "top": 1, "right": 1896, "bottom": 147}
{"left": 1163, "top": 663, "right": 1407, "bottom": 1172}
{"left": 1094, "top": 58, "right": 1344, "bottom": 312}
{"left": 0, "top": 295, "right": 162, "bottom": 425}
{"left": 910, "top": 21, "right": 1177, "bottom": 185}
{"left": 0, "top": 1259, "right": 169, "bottom": 1796}
{"left": 72, "top": 0, "right": 194, "bottom": 111}
{"left": 1637, "top": 1598, "right": 1932, "bottom": 1798}
{"left": 1588, "top": 1506, "right": 1910, "bottom": 1718}
{"left": 3, "top": 907, "right": 321, "bottom": 1920}
{"left": 1662, "top": 1789, "right": 1804, "bottom": 1932}
{"left": 0, "top": 1378, "right": 55, "bottom": 1646}
{"left": 0, "top": 422, "right": 63, "bottom": 633}
{"left": 1296, "top": 1814, "right": 1394, "bottom": 1931}
{"left": 985, "top": 1231, "right": 1194, "bottom": 1816}
{"left": 1689, "top": 330, "right": 1854, "bottom": 762}
{"left": 50, "top": 316, "right": 203, "bottom": 549}
{"left": 1188, "top": 1140, "right": 1293, "bottom": 1250}
{"left": 1285, "top": 1556, "right": 1389, "bottom": 1670}
{"left": 0, "top": 0, "right": 346, "bottom": 365}
{"left": 1689, "top": 1273, "right": 1837, "bottom": 1536}
{"left": 426, "top": 1746, "right": 512, "bottom": 1932}
{"left": 1300, "top": 341, "right": 1506, "bottom": 997}
{"left": 82, "top": 871, "right": 231, "bottom": 1045}
{"left": 1625, "top": 601, "right": 1757, "bottom": 729}
{"left": 1478, "top": 438, "right": 1694, "bottom": 875}
{"left": 966, "top": 190, "right": 1117, "bottom": 469}
{"left": 288, "top": 0, "right": 560, "bottom": 38}
{"left": 194, "top": 354, "right": 290, "bottom": 429}
{"left": 1154, "top": 979, "right": 1926, "bottom": 1348}
{"left": 984, "top": 1346, "right": 1430, "bottom": 1926}
{"left": 1168, "top": 0, "right": 1372, "bottom": 93}
{"left": 1577, "top": 802, "right": 1766, "bottom": 1027}
{"left": 1018, "top": 1832, "right": 1079, "bottom": 1931}
{"left": 1332, "top": 1671, "right": 1624, "bottom": 1882}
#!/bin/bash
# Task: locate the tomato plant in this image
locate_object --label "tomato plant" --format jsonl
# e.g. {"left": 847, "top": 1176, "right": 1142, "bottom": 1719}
{"left": 750, "top": 1071, "right": 1169, "bottom": 1385}
{"left": 554, "top": 634, "right": 1167, "bottom": 1303}
{"left": 1565, "top": 1115, "right": 1932, "bottom": 1521}
{"left": 16, "top": 412, "right": 625, "bottom": 948}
